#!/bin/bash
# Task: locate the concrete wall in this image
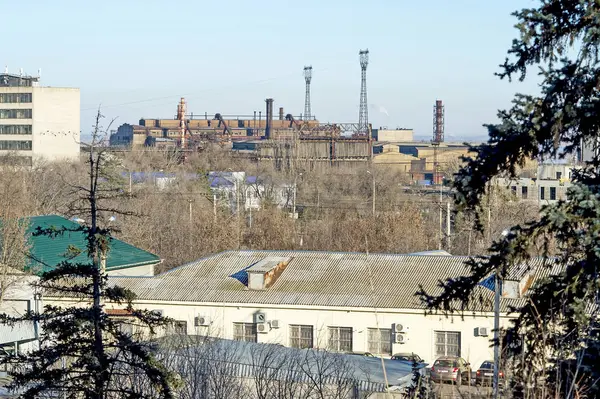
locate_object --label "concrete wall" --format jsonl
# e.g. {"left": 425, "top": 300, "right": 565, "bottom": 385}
{"left": 375, "top": 129, "right": 414, "bottom": 142}
{"left": 32, "top": 87, "right": 80, "bottom": 162}
{"left": 85, "top": 299, "right": 508, "bottom": 369}
{"left": 0, "top": 274, "right": 39, "bottom": 351}
{"left": 107, "top": 264, "right": 155, "bottom": 277}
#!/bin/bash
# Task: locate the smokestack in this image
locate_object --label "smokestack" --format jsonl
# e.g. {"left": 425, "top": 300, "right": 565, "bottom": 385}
{"left": 279, "top": 107, "right": 284, "bottom": 121}
{"left": 265, "top": 98, "right": 274, "bottom": 139}
{"left": 433, "top": 99, "right": 444, "bottom": 143}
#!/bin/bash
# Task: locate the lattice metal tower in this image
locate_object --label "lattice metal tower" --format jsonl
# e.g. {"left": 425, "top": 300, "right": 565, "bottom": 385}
{"left": 358, "top": 49, "right": 369, "bottom": 136}
{"left": 303, "top": 66, "right": 312, "bottom": 121}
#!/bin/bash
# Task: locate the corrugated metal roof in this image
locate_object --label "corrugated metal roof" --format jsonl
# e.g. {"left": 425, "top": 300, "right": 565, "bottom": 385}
{"left": 108, "top": 250, "right": 550, "bottom": 311}
{"left": 28, "top": 215, "right": 160, "bottom": 274}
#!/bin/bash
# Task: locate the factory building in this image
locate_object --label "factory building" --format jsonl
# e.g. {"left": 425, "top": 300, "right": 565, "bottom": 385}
{"left": 0, "top": 70, "right": 80, "bottom": 164}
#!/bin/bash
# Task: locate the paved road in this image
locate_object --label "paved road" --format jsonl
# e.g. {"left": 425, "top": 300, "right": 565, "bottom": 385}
{"left": 432, "top": 382, "right": 497, "bottom": 399}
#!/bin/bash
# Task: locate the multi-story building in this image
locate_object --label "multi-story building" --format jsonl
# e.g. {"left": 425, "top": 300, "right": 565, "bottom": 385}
{"left": 0, "top": 71, "right": 80, "bottom": 164}
{"left": 495, "top": 160, "right": 576, "bottom": 205}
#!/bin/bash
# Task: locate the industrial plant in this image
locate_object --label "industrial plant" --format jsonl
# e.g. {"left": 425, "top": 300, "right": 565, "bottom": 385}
{"left": 109, "top": 49, "right": 472, "bottom": 177}
{"left": 110, "top": 50, "right": 375, "bottom": 169}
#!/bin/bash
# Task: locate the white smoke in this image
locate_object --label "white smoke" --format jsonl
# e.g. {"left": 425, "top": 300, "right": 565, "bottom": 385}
{"left": 370, "top": 104, "right": 389, "bottom": 116}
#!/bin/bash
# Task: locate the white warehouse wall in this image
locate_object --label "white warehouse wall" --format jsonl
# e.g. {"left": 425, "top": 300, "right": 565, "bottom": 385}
{"left": 95, "top": 300, "right": 510, "bottom": 369}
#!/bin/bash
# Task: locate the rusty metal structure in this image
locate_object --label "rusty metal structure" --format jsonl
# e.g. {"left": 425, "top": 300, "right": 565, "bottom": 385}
{"left": 431, "top": 99, "right": 445, "bottom": 185}
{"left": 433, "top": 100, "right": 444, "bottom": 143}
{"left": 303, "top": 66, "right": 312, "bottom": 121}
{"left": 358, "top": 50, "right": 369, "bottom": 136}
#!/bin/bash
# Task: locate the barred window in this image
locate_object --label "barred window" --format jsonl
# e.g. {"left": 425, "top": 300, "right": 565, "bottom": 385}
{"left": 367, "top": 328, "right": 391, "bottom": 355}
{"left": 327, "top": 326, "right": 353, "bottom": 352}
{"left": 165, "top": 320, "right": 187, "bottom": 335}
{"left": 0, "top": 109, "right": 32, "bottom": 119}
{"left": 435, "top": 331, "right": 461, "bottom": 357}
{"left": 0, "top": 140, "right": 31, "bottom": 151}
{"left": 0, "top": 93, "right": 32, "bottom": 103}
{"left": 0, "top": 125, "right": 31, "bottom": 135}
{"left": 290, "top": 325, "right": 313, "bottom": 349}
{"left": 233, "top": 322, "right": 257, "bottom": 342}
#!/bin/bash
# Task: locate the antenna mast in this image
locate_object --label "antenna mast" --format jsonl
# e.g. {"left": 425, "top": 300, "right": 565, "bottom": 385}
{"left": 303, "top": 66, "right": 312, "bottom": 121}
{"left": 358, "top": 49, "right": 369, "bottom": 136}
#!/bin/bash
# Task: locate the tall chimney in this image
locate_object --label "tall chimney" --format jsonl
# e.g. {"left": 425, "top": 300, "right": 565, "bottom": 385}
{"left": 265, "top": 98, "right": 274, "bottom": 139}
{"left": 433, "top": 100, "right": 444, "bottom": 143}
{"left": 279, "top": 107, "right": 284, "bottom": 121}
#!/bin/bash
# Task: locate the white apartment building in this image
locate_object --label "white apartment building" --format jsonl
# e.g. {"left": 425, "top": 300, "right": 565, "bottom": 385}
{"left": 0, "top": 71, "right": 80, "bottom": 164}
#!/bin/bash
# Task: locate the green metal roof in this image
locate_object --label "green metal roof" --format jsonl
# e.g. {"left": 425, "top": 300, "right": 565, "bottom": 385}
{"left": 26, "top": 215, "right": 160, "bottom": 274}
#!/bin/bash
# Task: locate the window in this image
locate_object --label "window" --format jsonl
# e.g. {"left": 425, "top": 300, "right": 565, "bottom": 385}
{"left": 367, "top": 328, "right": 392, "bottom": 355}
{"left": 550, "top": 187, "right": 557, "bottom": 200}
{"left": 434, "top": 331, "right": 461, "bottom": 357}
{"left": 0, "top": 109, "right": 32, "bottom": 119}
{"left": 290, "top": 324, "right": 313, "bottom": 349}
{"left": 540, "top": 186, "right": 545, "bottom": 200}
{"left": 511, "top": 186, "right": 517, "bottom": 196}
{"left": 0, "top": 93, "right": 32, "bottom": 103}
{"left": 556, "top": 171, "right": 562, "bottom": 179}
{"left": 167, "top": 320, "right": 187, "bottom": 335}
{"left": 328, "top": 327, "right": 353, "bottom": 352}
{"left": 233, "top": 322, "right": 257, "bottom": 342}
{"left": 0, "top": 140, "right": 32, "bottom": 151}
{"left": 522, "top": 186, "right": 528, "bottom": 199}
{"left": 0, "top": 125, "right": 31, "bottom": 134}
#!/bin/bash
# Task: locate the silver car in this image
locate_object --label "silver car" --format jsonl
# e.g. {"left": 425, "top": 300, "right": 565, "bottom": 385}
{"left": 430, "top": 356, "right": 472, "bottom": 386}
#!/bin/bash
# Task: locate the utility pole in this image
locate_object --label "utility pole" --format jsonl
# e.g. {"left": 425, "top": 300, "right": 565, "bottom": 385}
{"left": 292, "top": 172, "right": 303, "bottom": 219}
{"left": 213, "top": 194, "right": 217, "bottom": 220}
{"left": 367, "top": 170, "right": 375, "bottom": 215}
{"left": 493, "top": 267, "right": 501, "bottom": 399}
{"left": 438, "top": 174, "right": 443, "bottom": 250}
{"left": 236, "top": 181, "right": 240, "bottom": 249}
{"left": 446, "top": 201, "right": 451, "bottom": 248}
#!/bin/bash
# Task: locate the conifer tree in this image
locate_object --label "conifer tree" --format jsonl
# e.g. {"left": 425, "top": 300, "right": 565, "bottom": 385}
{"left": 419, "top": 1, "right": 600, "bottom": 397}
{"left": 0, "top": 111, "right": 179, "bottom": 398}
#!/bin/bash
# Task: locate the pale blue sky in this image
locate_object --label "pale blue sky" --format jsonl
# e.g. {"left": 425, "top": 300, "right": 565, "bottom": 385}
{"left": 2, "top": 0, "right": 539, "bottom": 139}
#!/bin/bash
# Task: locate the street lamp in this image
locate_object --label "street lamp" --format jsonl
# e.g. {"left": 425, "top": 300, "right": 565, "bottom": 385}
{"left": 366, "top": 170, "right": 375, "bottom": 216}
{"left": 292, "top": 173, "right": 303, "bottom": 219}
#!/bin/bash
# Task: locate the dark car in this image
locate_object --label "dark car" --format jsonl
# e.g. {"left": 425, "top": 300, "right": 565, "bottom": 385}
{"left": 391, "top": 353, "right": 424, "bottom": 364}
{"left": 430, "top": 356, "right": 472, "bottom": 386}
{"left": 475, "top": 360, "right": 505, "bottom": 386}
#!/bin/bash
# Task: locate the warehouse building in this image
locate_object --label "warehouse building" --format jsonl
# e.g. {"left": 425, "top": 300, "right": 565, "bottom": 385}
{"left": 0, "top": 70, "right": 80, "bottom": 164}
{"left": 46, "top": 250, "right": 541, "bottom": 370}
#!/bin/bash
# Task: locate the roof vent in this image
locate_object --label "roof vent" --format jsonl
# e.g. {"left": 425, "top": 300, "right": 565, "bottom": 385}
{"left": 246, "top": 257, "right": 291, "bottom": 290}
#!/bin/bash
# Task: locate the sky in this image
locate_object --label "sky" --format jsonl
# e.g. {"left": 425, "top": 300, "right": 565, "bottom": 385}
{"left": 2, "top": 0, "right": 541, "bottom": 141}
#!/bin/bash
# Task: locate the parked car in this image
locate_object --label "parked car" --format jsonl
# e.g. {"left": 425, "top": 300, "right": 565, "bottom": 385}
{"left": 475, "top": 360, "right": 505, "bottom": 386}
{"left": 430, "top": 356, "right": 472, "bottom": 386}
{"left": 391, "top": 353, "right": 424, "bottom": 364}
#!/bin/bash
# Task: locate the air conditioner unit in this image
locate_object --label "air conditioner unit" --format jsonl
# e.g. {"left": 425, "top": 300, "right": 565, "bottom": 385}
{"left": 257, "top": 323, "right": 268, "bottom": 333}
{"left": 475, "top": 327, "right": 489, "bottom": 337}
{"left": 394, "top": 334, "right": 405, "bottom": 344}
{"left": 254, "top": 312, "right": 267, "bottom": 324}
{"left": 392, "top": 323, "right": 404, "bottom": 333}
{"left": 194, "top": 316, "right": 210, "bottom": 326}
{"left": 270, "top": 320, "right": 280, "bottom": 329}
